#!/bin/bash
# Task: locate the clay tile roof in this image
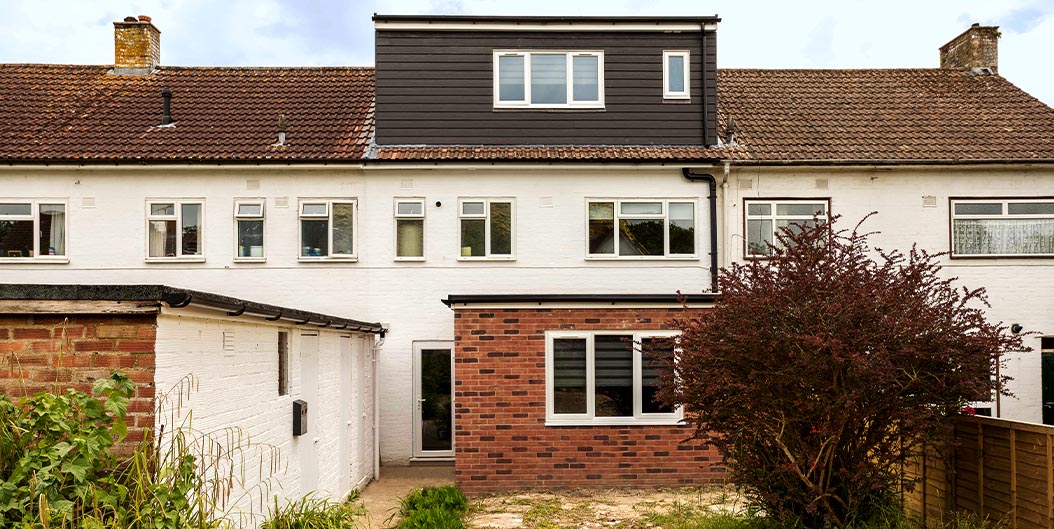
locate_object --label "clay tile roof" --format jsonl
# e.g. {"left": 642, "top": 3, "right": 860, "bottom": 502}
{"left": 717, "top": 68, "right": 1054, "bottom": 163}
{"left": 0, "top": 64, "right": 374, "bottom": 162}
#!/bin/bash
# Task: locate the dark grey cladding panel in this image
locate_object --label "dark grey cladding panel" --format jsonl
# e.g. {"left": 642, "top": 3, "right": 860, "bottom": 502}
{"left": 375, "top": 30, "right": 717, "bottom": 146}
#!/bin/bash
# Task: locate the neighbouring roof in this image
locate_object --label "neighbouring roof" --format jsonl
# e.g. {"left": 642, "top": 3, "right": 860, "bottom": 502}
{"left": 0, "top": 64, "right": 374, "bottom": 163}
{"left": 0, "top": 284, "right": 386, "bottom": 333}
{"left": 1, "top": 64, "right": 1052, "bottom": 165}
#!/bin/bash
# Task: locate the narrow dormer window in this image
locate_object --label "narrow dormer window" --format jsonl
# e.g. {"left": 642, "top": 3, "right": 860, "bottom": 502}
{"left": 494, "top": 51, "right": 604, "bottom": 109}
{"left": 663, "top": 51, "right": 690, "bottom": 100}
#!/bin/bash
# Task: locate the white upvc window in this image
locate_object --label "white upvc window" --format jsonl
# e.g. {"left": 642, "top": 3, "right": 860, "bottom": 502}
{"left": 234, "top": 200, "right": 265, "bottom": 261}
{"left": 493, "top": 50, "right": 604, "bottom": 109}
{"left": 299, "top": 199, "right": 357, "bottom": 260}
{"left": 587, "top": 199, "right": 697, "bottom": 259}
{"left": 394, "top": 198, "right": 425, "bottom": 261}
{"left": 146, "top": 200, "right": 204, "bottom": 261}
{"left": 745, "top": 199, "right": 829, "bottom": 258}
{"left": 662, "top": 50, "right": 690, "bottom": 99}
{"left": 0, "top": 201, "right": 67, "bottom": 262}
{"left": 545, "top": 330, "right": 681, "bottom": 426}
{"left": 459, "top": 199, "right": 514, "bottom": 260}
{"left": 951, "top": 198, "right": 1054, "bottom": 257}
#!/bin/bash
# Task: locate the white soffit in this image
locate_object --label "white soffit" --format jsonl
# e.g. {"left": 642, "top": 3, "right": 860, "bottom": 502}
{"left": 374, "top": 21, "right": 716, "bottom": 32}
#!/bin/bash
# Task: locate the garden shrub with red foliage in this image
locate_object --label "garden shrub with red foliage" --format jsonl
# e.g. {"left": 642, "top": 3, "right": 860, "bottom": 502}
{"left": 659, "top": 215, "right": 1024, "bottom": 528}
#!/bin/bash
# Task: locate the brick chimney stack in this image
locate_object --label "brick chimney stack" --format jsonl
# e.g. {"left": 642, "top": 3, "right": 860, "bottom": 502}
{"left": 940, "top": 23, "right": 999, "bottom": 73}
{"left": 113, "top": 15, "right": 160, "bottom": 75}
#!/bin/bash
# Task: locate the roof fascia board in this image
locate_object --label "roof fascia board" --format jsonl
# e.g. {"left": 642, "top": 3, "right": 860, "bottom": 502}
{"left": 374, "top": 21, "right": 714, "bottom": 32}
{"left": 730, "top": 159, "right": 1054, "bottom": 168}
{"left": 362, "top": 162, "right": 717, "bottom": 171}
{"left": 0, "top": 163, "right": 366, "bottom": 172}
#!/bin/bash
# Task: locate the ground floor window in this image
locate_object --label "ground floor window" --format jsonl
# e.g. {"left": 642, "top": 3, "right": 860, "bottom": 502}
{"left": 545, "top": 330, "right": 680, "bottom": 426}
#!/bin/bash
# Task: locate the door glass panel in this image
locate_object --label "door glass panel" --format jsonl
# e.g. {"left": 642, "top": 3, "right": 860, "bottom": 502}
{"left": 594, "top": 335, "right": 633, "bottom": 417}
{"left": 420, "top": 348, "right": 452, "bottom": 451}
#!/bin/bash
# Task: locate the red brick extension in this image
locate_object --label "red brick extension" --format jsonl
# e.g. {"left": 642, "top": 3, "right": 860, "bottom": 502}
{"left": 0, "top": 314, "right": 157, "bottom": 447}
{"left": 453, "top": 307, "right": 725, "bottom": 494}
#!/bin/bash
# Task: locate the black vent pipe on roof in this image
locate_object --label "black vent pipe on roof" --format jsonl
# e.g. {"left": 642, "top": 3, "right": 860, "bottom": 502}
{"left": 682, "top": 168, "right": 719, "bottom": 293}
{"left": 161, "top": 88, "right": 173, "bottom": 126}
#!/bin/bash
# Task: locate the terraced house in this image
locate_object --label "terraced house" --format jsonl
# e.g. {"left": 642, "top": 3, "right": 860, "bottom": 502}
{"left": 1, "top": 12, "right": 1053, "bottom": 504}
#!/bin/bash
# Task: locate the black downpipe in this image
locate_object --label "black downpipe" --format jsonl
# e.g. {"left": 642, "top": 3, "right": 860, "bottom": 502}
{"left": 701, "top": 24, "right": 707, "bottom": 146}
{"left": 682, "top": 168, "right": 719, "bottom": 293}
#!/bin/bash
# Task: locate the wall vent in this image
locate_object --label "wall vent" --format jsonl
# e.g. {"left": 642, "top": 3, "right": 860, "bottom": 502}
{"left": 922, "top": 195, "right": 937, "bottom": 207}
{"left": 539, "top": 196, "right": 554, "bottom": 208}
{"left": 81, "top": 197, "right": 96, "bottom": 208}
{"left": 815, "top": 178, "right": 829, "bottom": 190}
{"left": 400, "top": 179, "right": 414, "bottom": 190}
{"left": 246, "top": 179, "right": 260, "bottom": 190}
{"left": 738, "top": 178, "right": 753, "bottom": 190}
{"left": 222, "top": 330, "right": 235, "bottom": 352}
{"left": 274, "top": 197, "right": 289, "bottom": 208}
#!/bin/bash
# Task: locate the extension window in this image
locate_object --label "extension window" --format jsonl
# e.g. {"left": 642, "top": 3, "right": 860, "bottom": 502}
{"left": 546, "top": 331, "right": 681, "bottom": 426}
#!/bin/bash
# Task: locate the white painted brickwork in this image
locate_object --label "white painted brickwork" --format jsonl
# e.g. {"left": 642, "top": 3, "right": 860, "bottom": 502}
{"left": 153, "top": 308, "right": 375, "bottom": 525}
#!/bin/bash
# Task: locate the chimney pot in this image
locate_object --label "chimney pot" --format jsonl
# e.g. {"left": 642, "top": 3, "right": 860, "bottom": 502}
{"left": 113, "top": 15, "right": 161, "bottom": 75}
{"left": 123, "top": 16, "right": 137, "bottom": 22}
{"left": 940, "top": 23, "right": 999, "bottom": 73}
{"left": 138, "top": 15, "right": 151, "bottom": 22}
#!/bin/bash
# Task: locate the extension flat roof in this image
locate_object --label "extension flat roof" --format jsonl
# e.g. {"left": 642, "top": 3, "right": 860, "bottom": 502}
{"left": 442, "top": 293, "right": 717, "bottom": 307}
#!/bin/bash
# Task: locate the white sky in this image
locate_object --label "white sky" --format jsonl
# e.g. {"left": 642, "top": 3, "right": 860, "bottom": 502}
{"left": 2, "top": 0, "right": 1052, "bottom": 106}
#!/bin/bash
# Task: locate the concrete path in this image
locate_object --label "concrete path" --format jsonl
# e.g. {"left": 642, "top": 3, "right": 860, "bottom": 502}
{"left": 358, "top": 465, "right": 455, "bottom": 528}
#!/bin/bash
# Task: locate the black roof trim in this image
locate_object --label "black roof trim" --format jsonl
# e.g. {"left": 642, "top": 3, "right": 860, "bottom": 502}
{"left": 0, "top": 284, "right": 386, "bottom": 334}
{"left": 373, "top": 14, "right": 721, "bottom": 24}
{"left": 442, "top": 293, "right": 716, "bottom": 307}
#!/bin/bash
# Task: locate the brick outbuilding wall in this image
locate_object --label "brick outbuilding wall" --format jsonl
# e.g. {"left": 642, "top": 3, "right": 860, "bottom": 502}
{"left": 453, "top": 306, "right": 725, "bottom": 494}
{"left": 0, "top": 314, "right": 157, "bottom": 446}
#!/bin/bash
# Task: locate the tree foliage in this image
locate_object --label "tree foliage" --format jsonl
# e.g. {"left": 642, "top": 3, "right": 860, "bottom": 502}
{"left": 659, "top": 215, "right": 1024, "bottom": 527}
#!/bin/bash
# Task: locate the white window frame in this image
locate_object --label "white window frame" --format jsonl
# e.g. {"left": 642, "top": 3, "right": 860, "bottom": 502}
{"left": 394, "top": 197, "right": 426, "bottom": 262}
{"left": 145, "top": 199, "right": 205, "bottom": 262}
{"left": 298, "top": 199, "right": 358, "bottom": 261}
{"left": 662, "top": 50, "right": 690, "bottom": 100}
{"left": 545, "top": 330, "right": 682, "bottom": 426}
{"left": 458, "top": 198, "right": 515, "bottom": 261}
{"left": 0, "top": 200, "right": 68, "bottom": 263}
{"left": 744, "top": 199, "right": 830, "bottom": 258}
{"left": 950, "top": 198, "right": 1054, "bottom": 258}
{"left": 586, "top": 198, "right": 699, "bottom": 260}
{"left": 493, "top": 50, "right": 605, "bottom": 109}
{"left": 234, "top": 199, "right": 266, "bottom": 262}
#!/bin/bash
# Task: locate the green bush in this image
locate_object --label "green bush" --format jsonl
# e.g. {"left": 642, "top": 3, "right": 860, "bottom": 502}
{"left": 262, "top": 494, "right": 362, "bottom": 529}
{"left": 396, "top": 506, "right": 465, "bottom": 529}
{"left": 391, "top": 486, "right": 467, "bottom": 529}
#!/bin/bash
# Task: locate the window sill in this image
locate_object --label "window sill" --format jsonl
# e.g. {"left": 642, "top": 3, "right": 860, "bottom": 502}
{"left": 662, "top": 95, "right": 691, "bottom": 102}
{"left": 145, "top": 257, "right": 206, "bottom": 264}
{"left": 950, "top": 254, "right": 1054, "bottom": 259}
{"left": 0, "top": 257, "right": 69, "bottom": 264}
{"left": 457, "top": 256, "right": 516, "bottom": 262}
{"left": 545, "top": 416, "right": 683, "bottom": 427}
{"left": 394, "top": 257, "right": 426, "bottom": 262}
{"left": 234, "top": 257, "right": 267, "bottom": 263}
{"left": 586, "top": 255, "right": 699, "bottom": 261}
{"left": 297, "top": 257, "right": 358, "bottom": 263}
{"left": 493, "top": 104, "right": 605, "bottom": 111}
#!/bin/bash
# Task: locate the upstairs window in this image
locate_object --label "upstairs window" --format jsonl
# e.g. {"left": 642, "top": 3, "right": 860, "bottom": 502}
{"left": 745, "top": 199, "right": 828, "bottom": 258}
{"left": 459, "top": 199, "right": 513, "bottom": 259}
{"left": 395, "top": 198, "right": 425, "bottom": 260}
{"left": 951, "top": 199, "right": 1054, "bottom": 257}
{"left": 234, "top": 200, "right": 265, "bottom": 261}
{"left": 299, "top": 200, "right": 356, "bottom": 260}
{"left": 663, "top": 51, "right": 690, "bottom": 99}
{"left": 494, "top": 51, "right": 604, "bottom": 109}
{"left": 587, "top": 199, "right": 696, "bottom": 258}
{"left": 0, "top": 201, "right": 66, "bottom": 260}
{"left": 147, "top": 200, "right": 203, "bottom": 260}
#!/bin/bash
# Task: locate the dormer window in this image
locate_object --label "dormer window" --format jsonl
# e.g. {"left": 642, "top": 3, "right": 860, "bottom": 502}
{"left": 663, "top": 51, "right": 690, "bottom": 99}
{"left": 493, "top": 51, "right": 604, "bottom": 109}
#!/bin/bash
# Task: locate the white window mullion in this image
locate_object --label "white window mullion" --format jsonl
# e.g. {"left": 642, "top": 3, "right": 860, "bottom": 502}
{"left": 565, "top": 53, "right": 573, "bottom": 105}
{"left": 523, "top": 53, "right": 532, "bottom": 105}
{"left": 586, "top": 334, "right": 596, "bottom": 419}
{"left": 327, "top": 206, "right": 335, "bottom": 258}
{"left": 632, "top": 333, "right": 643, "bottom": 419}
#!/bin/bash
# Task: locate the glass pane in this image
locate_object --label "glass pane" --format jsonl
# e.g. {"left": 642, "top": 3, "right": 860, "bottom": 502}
{"left": 237, "top": 203, "right": 263, "bottom": 217}
{"left": 572, "top": 55, "right": 599, "bottom": 102}
{"left": 776, "top": 219, "right": 815, "bottom": 246}
{"left": 490, "top": 202, "right": 512, "bottom": 255}
{"left": 747, "top": 203, "right": 771, "bottom": 216}
{"left": 461, "top": 202, "right": 485, "bottom": 216}
{"left": 397, "top": 219, "right": 424, "bottom": 258}
{"left": 0, "top": 203, "right": 32, "bottom": 216}
{"left": 747, "top": 219, "right": 772, "bottom": 256}
{"left": 420, "top": 348, "right": 452, "bottom": 451}
{"left": 38, "top": 204, "right": 65, "bottom": 256}
{"left": 618, "top": 219, "right": 664, "bottom": 256}
{"left": 301, "top": 219, "right": 328, "bottom": 256}
{"left": 953, "top": 218, "right": 1054, "bottom": 255}
{"left": 588, "top": 202, "right": 615, "bottom": 254}
{"left": 332, "top": 203, "right": 355, "bottom": 255}
{"left": 0, "top": 219, "right": 34, "bottom": 257}
{"left": 620, "top": 202, "right": 663, "bottom": 215}
{"left": 460, "top": 219, "right": 485, "bottom": 257}
{"left": 531, "top": 54, "right": 567, "bottom": 105}
{"left": 641, "top": 337, "right": 675, "bottom": 414}
{"left": 553, "top": 338, "right": 587, "bottom": 414}
{"left": 667, "top": 55, "right": 685, "bottom": 93}
{"left": 1008, "top": 202, "right": 1054, "bottom": 215}
{"left": 150, "top": 203, "right": 175, "bottom": 216}
{"left": 148, "top": 220, "right": 176, "bottom": 257}
{"left": 594, "top": 335, "right": 633, "bottom": 417}
{"left": 180, "top": 203, "right": 201, "bottom": 256}
{"left": 776, "top": 203, "right": 826, "bottom": 216}
{"left": 497, "top": 55, "right": 525, "bottom": 102}
{"left": 669, "top": 202, "right": 695, "bottom": 254}
{"left": 397, "top": 201, "right": 423, "bottom": 216}
{"left": 237, "top": 220, "right": 264, "bottom": 258}
{"left": 954, "top": 202, "right": 1002, "bottom": 216}
{"left": 301, "top": 203, "right": 328, "bottom": 216}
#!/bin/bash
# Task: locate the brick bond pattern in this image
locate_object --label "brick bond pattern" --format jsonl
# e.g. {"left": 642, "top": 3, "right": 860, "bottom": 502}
{"left": 0, "top": 314, "right": 157, "bottom": 447}
{"left": 453, "top": 307, "right": 725, "bottom": 494}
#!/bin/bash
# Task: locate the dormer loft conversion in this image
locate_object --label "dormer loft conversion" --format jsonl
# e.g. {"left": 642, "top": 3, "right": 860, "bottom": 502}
{"left": 372, "top": 15, "right": 721, "bottom": 147}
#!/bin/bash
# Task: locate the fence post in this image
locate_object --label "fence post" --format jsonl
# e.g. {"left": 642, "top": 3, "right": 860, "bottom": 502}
{"left": 1009, "top": 427, "right": 1017, "bottom": 529}
{"left": 978, "top": 422, "right": 984, "bottom": 517}
{"left": 1047, "top": 433, "right": 1052, "bottom": 528}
